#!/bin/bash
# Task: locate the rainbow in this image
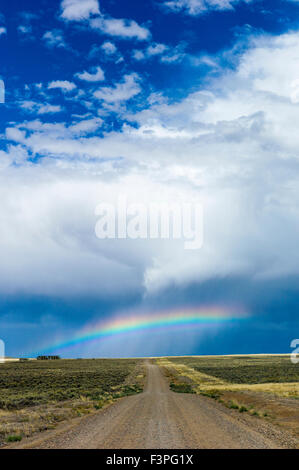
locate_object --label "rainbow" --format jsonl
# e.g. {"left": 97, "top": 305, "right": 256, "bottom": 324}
{"left": 37, "top": 306, "right": 246, "bottom": 354}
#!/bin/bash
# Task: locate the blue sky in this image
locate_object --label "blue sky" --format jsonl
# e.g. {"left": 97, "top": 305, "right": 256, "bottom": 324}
{"left": 1, "top": 0, "right": 299, "bottom": 357}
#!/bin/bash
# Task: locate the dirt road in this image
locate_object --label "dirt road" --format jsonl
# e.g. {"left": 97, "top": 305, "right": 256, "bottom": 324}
{"left": 10, "top": 362, "right": 296, "bottom": 449}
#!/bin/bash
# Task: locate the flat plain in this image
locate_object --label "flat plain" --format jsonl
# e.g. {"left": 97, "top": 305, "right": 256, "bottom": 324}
{"left": 158, "top": 355, "right": 299, "bottom": 441}
{"left": 1, "top": 355, "right": 299, "bottom": 449}
{"left": 0, "top": 358, "right": 144, "bottom": 445}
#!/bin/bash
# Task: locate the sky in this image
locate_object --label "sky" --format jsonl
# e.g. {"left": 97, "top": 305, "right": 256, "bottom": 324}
{"left": 1, "top": 0, "right": 299, "bottom": 358}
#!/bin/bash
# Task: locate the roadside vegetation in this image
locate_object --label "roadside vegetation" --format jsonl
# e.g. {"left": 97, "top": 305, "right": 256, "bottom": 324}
{"left": 168, "top": 355, "right": 299, "bottom": 385}
{"left": 0, "top": 359, "right": 145, "bottom": 446}
{"left": 158, "top": 355, "right": 299, "bottom": 440}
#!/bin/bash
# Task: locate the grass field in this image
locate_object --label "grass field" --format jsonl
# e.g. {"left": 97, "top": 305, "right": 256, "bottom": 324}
{"left": 166, "top": 355, "right": 299, "bottom": 386}
{"left": 157, "top": 355, "right": 299, "bottom": 439}
{"left": 0, "top": 359, "right": 144, "bottom": 445}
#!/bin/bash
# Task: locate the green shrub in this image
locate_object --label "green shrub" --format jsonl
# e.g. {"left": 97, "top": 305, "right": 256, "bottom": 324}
{"left": 239, "top": 405, "right": 248, "bottom": 413}
{"left": 170, "top": 382, "right": 195, "bottom": 394}
{"left": 6, "top": 435, "right": 22, "bottom": 443}
{"left": 227, "top": 400, "right": 239, "bottom": 410}
{"left": 200, "top": 390, "right": 220, "bottom": 400}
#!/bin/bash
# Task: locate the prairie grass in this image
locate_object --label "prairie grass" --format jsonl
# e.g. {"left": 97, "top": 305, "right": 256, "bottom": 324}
{"left": 0, "top": 359, "right": 145, "bottom": 446}
{"left": 158, "top": 356, "right": 299, "bottom": 439}
{"left": 157, "top": 357, "right": 299, "bottom": 398}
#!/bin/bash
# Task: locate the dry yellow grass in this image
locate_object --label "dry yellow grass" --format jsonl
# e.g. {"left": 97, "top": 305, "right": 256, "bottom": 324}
{"left": 157, "top": 357, "right": 299, "bottom": 441}
{"left": 157, "top": 358, "right": 299, "bottom": 398}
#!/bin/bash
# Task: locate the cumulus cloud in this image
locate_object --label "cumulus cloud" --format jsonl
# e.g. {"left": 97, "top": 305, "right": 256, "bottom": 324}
{"left": 43, "top": 29, "right": 67, "bottom": 49}
{"left": 6, "top": 128, "right": 26, "bottom": 142}
{"left": 94, "top": 73, "right": 141, "bottom": 104}
{"left": 60, "top": 0, "right": 100, "bottom": 21}
{"left": 133, "top": 42, "right": 186, "bottom": 63}
{"left": 133, "top": 43, "right": 167, "bottom": 61}
{"left": 16, "top": 117, "right": 103, "bottom": 139}
{"left": 147, "top": 43, "right": 168, "bottom": 56}
{"left": 69, "top": 117, "right": 103, "bottom": 135}
{"left": 132, "top": 50, "right": 146, "bottom": 61}
{"left": 88, "top": 42, "right": 122, "bottom": 63}
{"left": 19, "top": 100, "right": 63, "bottom": 115}
{"left": 101, "top": 41, "right": 117, "bottom": 55}
{"left": 37, "top": 104, "right": 63, "bottom": 114}
{"left": 4, "top": 29, "right": 299, "bottom": 298}
{"left": 0, "top": 163, "right": 204, "bottom": 297}
{"left": 18, "top": 25, "right": 32, "bottom": 35}
{"left": 75, "top": 66, "right": 105, "bottom": 82}
{"left": 161, "top": 0, "right": 252, "bottom": 15}
{"left": 59, "top": 0, "right": 150, "bottom": 41}
{"left": 0, "top": 169, "right": 142, "bottom": 297}
{"left": 0, "top": 145, "right": 29, "bottom": 169}
{"left": 17, "top": 12, "right": 38, "bottom": 38}
{"left": 90, "top": 17, "right": 150, "bottom": 41}
{"left": 0, "top": 26, "right": 6, "bottom": 36}
{"left": 48, "top": 80, "right": 77, "bottom": 92}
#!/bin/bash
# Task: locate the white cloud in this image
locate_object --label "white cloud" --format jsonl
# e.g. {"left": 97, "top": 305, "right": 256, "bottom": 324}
{"left": 10, "top": 117, "right": 103, "bottom": 141}
{"left": 69, "top": 117, "right": 103, "bottom": 135}
{"left": 19, "top": 11, "right": 39, "bottom": 21}
{"left": 133, "top": 43, "right": 167, "bottom": 61}
{"left": 37, "top": 104, "right": 63, "bottom": 115}
{"left": 160, "top": 47, "right": 186, "bottom": 63}
{"left": 91, "top": 17, "right": 150, "bottom": 41}
{"left": 161, "top": 0, "right": 252, "bottom": 15}
{"left": 101, "top": 41, "right": 117, "bottom": 55}
{"left": 0, "top": 27, "right": 6, "bottom": 36}
{"left": 59, "top": 0, "right": 150, "bottom": 41}
{"left": 88, "top": 43, "right": 122, "bottom": 62}
{"left": 48, "top": 80, "right": 77, "bottom": 92}
{"left": 93, "top": 73, "right": 141, "bottom": 104}
{"left": 19, "top": 100, "right": 63, "bottom": 115}
{"left": 0, "top": 145, "right": 29, "bottom": 169}
{"left": 5, "top": 29, "right": 299, "bottom": 298}
{"left": 147, "top": 43, "right": 168, "bottom": 56}
{"left": 132, "top": 42, "right": 186, "bottom": 63}
{"left": 43, "top": 29, "right": 67, "bottom": 49}
{"left": 0, "top": 170, "right": 141, "bottom": 296}
{"left": 132, "top": 50, "right": 145, "bottom": 61}
{"left": 60, "top": 0, "right": 100, "bottom": 21}
{"left": 76, "top": 66, "right": 105, "bottom": 82}
{"left": 18, "top": 25, "right": 32, "bottom": 35}
{"left": 19, "top": 100, "right": 37, "bottom": 110}
{"left": 17, "top": 11, "right": 39, "bottom": 39}
{"left": 6, "top": 128, "right": 26, "bottom": 143}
